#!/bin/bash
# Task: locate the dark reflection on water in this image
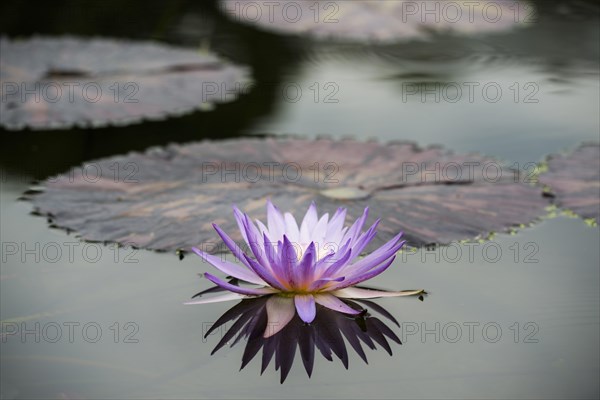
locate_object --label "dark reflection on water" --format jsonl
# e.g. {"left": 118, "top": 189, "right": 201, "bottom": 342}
{"left": 204, "top": 295, "right": 412, "bottom": 383}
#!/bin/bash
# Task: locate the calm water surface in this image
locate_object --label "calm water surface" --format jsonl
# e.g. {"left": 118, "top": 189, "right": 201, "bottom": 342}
{"left": 1, "top": 1, "right": 599, "bottom": 398}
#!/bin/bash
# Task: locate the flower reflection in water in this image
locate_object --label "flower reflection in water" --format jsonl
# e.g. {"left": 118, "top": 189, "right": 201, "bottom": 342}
{"left": 201, "top": 287, "right": 426, "bottom": 383}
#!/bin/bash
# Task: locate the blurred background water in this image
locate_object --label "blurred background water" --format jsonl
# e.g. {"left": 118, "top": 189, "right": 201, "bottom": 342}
{"left": 1, "top": 1, "right": 599, "bottom": 398}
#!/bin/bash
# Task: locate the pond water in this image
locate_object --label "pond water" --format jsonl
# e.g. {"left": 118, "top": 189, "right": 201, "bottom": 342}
{"left": 1, "top": 1, "right": 599, "bottom": 399}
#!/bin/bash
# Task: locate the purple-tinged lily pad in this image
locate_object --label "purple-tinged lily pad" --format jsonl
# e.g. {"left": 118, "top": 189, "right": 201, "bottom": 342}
{"left": 0, "top": 36, "right": 252, "bottom": 130}
{"left": 26, "top": 138, "right": 549, "bottom": 251}
{"left": 219, "top": 0, "right": 533, "bottom": 43}
{"left": 539, "top": 143, "right": 600, "bottom": 222}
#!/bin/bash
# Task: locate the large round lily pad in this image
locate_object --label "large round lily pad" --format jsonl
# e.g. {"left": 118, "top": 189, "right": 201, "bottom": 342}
{"left": 219, "top": 0, "right": 532, "bottom": 43}
{"left": 0, "top": 36, "right": 252, "bottom": 130}
{"left": 539, "top": 143, "right": 600, "bottom": 222}
{"left": 25, "top": 138, "right": 549, "bottom": 251}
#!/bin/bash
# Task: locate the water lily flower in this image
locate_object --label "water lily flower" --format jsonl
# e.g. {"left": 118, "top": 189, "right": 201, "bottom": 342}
{"left": 186, "top": 200, "right": 424, "bottom": 337}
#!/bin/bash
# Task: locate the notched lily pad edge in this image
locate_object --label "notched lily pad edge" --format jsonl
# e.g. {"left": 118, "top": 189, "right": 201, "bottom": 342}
{"left": 218, "top": 2, "right": 532, "bottom": 46}
{"left": 1, "top": 105, "right": 216, "bottom": 132}
{"left": 20, "top": 135, "right": 567, "bottom": 258}
{"left": 538, "top": 141, "right": 600, "bottom": 224}
{"left": 1, "top": 35, "right": 254, "bottom": 131}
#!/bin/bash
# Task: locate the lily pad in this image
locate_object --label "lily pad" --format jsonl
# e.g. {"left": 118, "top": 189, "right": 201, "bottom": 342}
{"left": 219, "top": 0, "right": 532, "bottom": 43}
{"left": 539, "top": 143, "right": 600, "bottom": 222}
{"left": 0, "top": 36, "right": 252, "bottom": 130}
{"left": 26, "top": 138, "right": 549, "bottom": 251}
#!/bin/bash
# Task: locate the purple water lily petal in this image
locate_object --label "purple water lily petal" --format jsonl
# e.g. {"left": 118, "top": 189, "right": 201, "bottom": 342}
{"left": 263, "top": 233, "right": 279, "bottom": 268}
{"left": 326, "top": 208, "right": 347, "bottom": 243}
{"left": 319, "top": 248, "right": 353, "bottom": 281}
{"left": 191, "top": 247, "right": 265, "bottom": 285}
{"left": 264, "top": 296, "right": 296, "bottom": 338}
{"left": 204, "top": 273, "right": 276, "bottom": 296}
{"left": 297, "top": 242, "right": 316, "bottom": 288}
{"left": 314, "top": 294, "right": 362, "bottom": 315}
{"left": 283, "top": 212, "right": 301, "bottom": 243}
{"left": 311, "top": 213, "right": 330, "bottom": 246}
{"left": 308, "top": 276, "right": 345, "bottom": 292}
{"left": 331, "top": 287, "right": 425, "bottom": 299}
{"left": 329, "top": 256, "right": 397, "bottom": 291}
{"left": 294, "top": 294, "right": 317, "bottom": 323}
{"left": 281, "top": 235, "right": 298, "bottom": 288}
{"left": 344, "top": 219, "right": 380, "bottom": 264}
{"left": 341, "top": 235, "right": 405, "bottom": 278}
{"left": 267, "top": 200, "right": 286, "bottom": 241}
{"left": 342, "top": 207, "right": 369, "bottom": 247}
{"left": 212, "top": 223, "right": 252, "bottom": 269}
{"left": 241, "top": 214, "right": 271, "bottom": 269}
{"left": 300, "top": 202, "right": 319, "bottom": 243}
{"left": 242, "top": 254, "right": 287, "bottom": 291}
{"left": 184, "top": 292, "right": 249, "bottom": 305}
{"left": 233, "top": 206, "right": 251, "bottom": 246}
